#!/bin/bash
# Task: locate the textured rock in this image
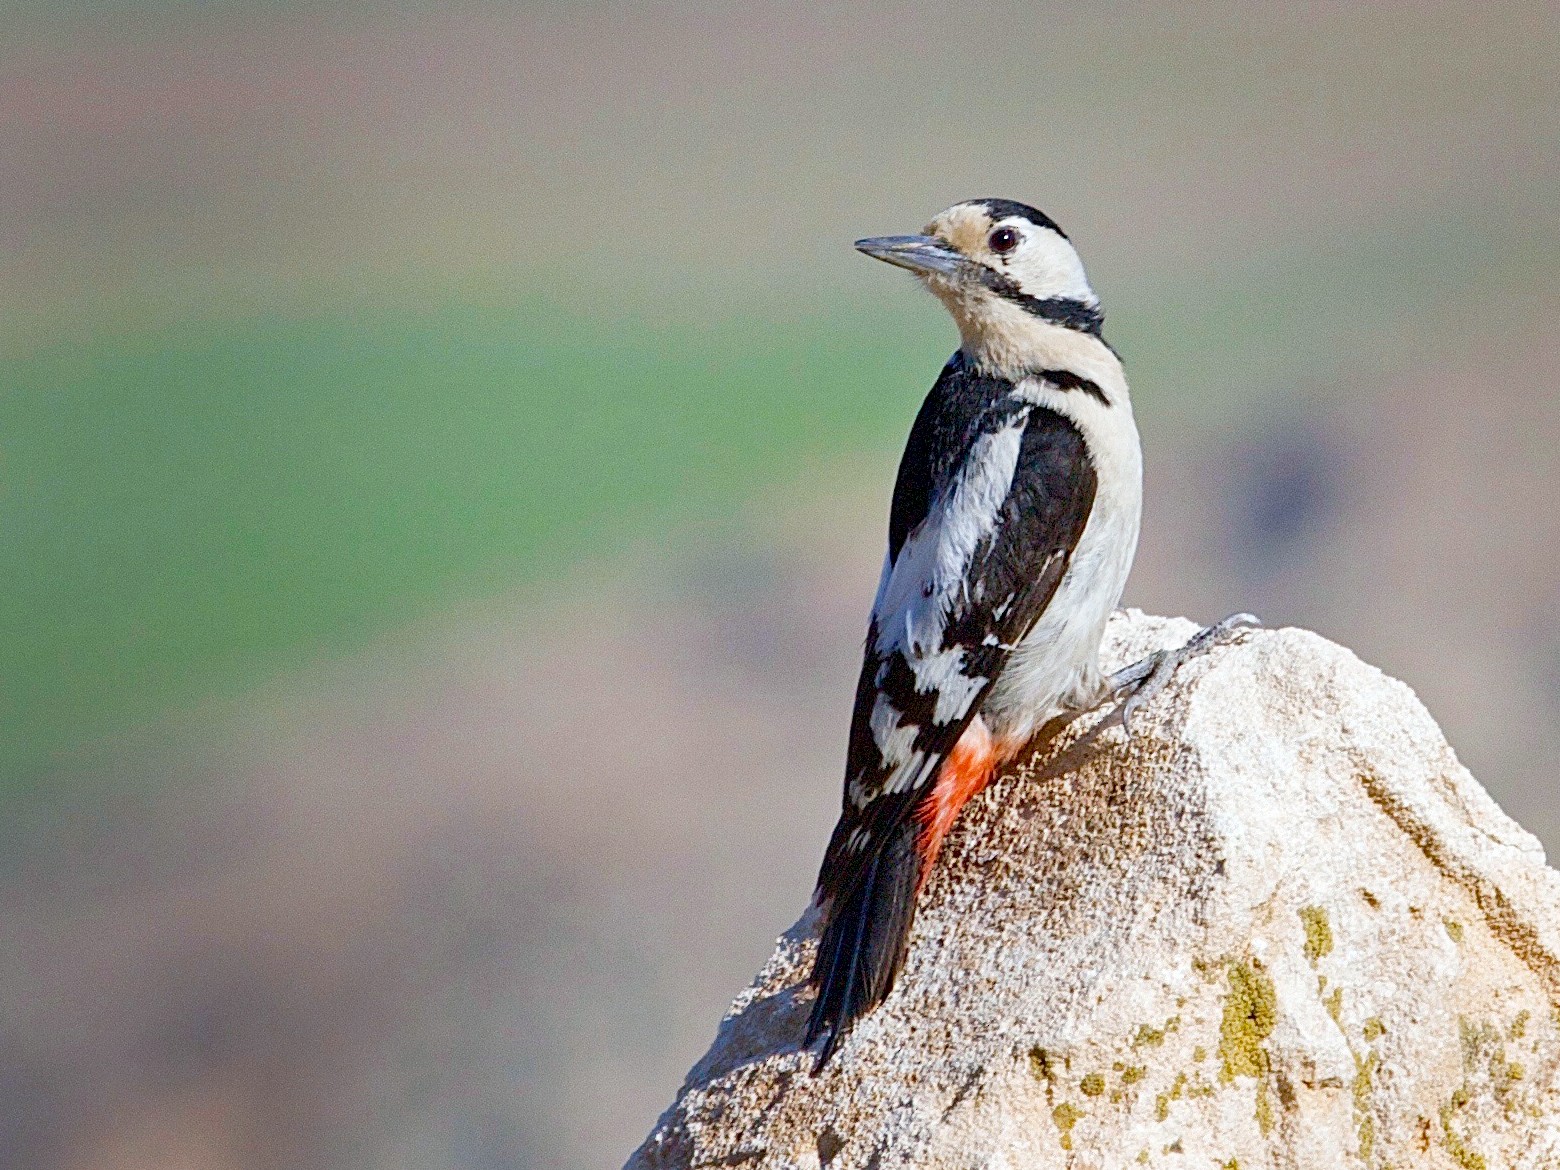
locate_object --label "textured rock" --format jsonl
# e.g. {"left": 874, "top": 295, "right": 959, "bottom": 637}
{"left": 627, "top": 611, "right": 1560, "bottom": 1169}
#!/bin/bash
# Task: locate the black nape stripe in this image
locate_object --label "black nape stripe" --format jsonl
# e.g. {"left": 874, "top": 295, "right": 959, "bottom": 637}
{"left": 1033, "top": 368, "right": 1110, "bottom": 406}
{"left": 1009, "top": 294, "right": 1105, "bottom": 337}
{"left": 975, "top": 266, "right": 1105, "bottom": 338}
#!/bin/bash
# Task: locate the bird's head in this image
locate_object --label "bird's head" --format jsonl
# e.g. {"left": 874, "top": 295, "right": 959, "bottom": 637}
{"left": 855, "top": 199, "right": 1107, "bottom": 375}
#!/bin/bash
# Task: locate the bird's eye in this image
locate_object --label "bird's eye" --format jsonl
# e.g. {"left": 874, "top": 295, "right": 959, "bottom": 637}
{"left": 988, "top": 226, "right": 1021, "bottom": 255}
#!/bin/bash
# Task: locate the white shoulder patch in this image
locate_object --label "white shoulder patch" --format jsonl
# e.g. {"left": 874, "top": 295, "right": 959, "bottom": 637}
{"left": 872, "top": 411, "right": 1027, "bottom": 659}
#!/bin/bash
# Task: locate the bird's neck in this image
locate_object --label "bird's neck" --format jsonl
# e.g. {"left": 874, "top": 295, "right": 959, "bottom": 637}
{"left": 954, "top": 298, "right": 1123, "bottom": 391}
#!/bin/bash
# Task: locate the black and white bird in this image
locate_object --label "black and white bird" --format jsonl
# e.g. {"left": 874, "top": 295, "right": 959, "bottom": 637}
{"left": 805, "top": 199, "right": 1250, "bottom": 1067}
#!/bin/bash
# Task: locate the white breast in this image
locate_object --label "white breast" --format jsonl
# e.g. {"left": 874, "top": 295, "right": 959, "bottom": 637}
{"left": 981, "top": 372, "right": 1143, "bottom": 744}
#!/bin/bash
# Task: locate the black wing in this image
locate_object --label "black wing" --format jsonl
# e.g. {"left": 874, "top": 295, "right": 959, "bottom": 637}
{"left": 806, "top": 379, "right": 1099, "bottom": 1064}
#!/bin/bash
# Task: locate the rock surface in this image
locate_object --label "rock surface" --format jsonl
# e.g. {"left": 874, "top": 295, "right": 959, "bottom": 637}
{"left": 627, "top": 611, "right": 1560, "bottom": 1169}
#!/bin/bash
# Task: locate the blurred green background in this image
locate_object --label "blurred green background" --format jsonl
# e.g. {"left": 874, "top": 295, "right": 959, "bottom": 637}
{"left": 3, "top": 3, "right": 1559, "bottom": 1168}
{"left": 4, "top": 302, "right": 940, "bottom": 789}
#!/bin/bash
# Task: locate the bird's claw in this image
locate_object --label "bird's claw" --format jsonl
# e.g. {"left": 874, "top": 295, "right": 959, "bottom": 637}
{"left": 1108, "top": 612, "right": 1260, "bottom": 738}
{"left": 1182, "top": 611, "right": 1260, "bottom": 654}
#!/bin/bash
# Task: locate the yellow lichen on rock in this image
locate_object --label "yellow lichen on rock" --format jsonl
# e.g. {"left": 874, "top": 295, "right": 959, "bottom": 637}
{"left": 1353, "top": 1050, "right": 1379, "bottom": 1161}
{"left": 1440, "top": 1086, "right": 1487, "bottom": 1170}
{"left": 1053, "top": 1102, "right": 1083, "bottom": 1151}
{"left": 1300, "top": 905, "right": 1334, "bottom": 964}
{"left": 1029, "top": 1046, "right": 1056, "bottom": 1084}
{"left": 1219, "top": 959, "right": 1276, "bottom": 1082}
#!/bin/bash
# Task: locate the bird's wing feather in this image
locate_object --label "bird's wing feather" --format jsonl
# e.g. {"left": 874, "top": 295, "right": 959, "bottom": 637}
{"left": 815, "top": 400, "right": 1099, "bottom": 908}
{"left": 806, "top": 398, "right": 1099, "bottom": 1062}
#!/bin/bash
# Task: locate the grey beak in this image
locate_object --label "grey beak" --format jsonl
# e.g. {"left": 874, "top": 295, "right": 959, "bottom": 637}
{"left": 853, "top": 234, "right": 968, "bottom": 277}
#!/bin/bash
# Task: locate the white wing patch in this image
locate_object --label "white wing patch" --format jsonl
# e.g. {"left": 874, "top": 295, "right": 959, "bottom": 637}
{"left": 880, "top": 752, "right": 940, "bottom": 796}
{"left": 910, "top": 646, "right": 986, "bottom": 723}
{"left": 873, "top": 411, "right": 1027, "bottom": 660}
{"left": 848, "top": 749, "right": 936, "bottom": 809}
{"left": 868, "top": 693, "right": 920, "bottom": 766}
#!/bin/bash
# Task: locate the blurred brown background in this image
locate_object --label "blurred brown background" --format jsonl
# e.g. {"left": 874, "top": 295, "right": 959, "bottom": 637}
{"left": 3, "top": 2, "right": 1558, "bottom": 1167}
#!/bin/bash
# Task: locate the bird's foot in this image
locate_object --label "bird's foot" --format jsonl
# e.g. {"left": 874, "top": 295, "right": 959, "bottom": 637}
{"left": 1105, "top": 613, "right": 1260, "bottom": 738}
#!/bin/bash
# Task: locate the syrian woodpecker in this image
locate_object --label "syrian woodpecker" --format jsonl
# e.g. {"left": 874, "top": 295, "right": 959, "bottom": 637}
{"left": 804, "top": 199, "right": 1252, "bottom": 1068}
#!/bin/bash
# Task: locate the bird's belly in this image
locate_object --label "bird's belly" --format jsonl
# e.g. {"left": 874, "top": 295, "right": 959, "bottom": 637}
{"left": 981, "top": 492, "right": 1139, "bottom": 745}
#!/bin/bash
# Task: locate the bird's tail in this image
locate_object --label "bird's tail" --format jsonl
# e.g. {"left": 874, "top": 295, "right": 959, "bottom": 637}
{"left": 803, "top": 819, "right": 919, "bottom": 1070}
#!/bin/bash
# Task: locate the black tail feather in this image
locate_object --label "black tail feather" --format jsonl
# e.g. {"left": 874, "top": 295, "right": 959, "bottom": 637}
{"left": 804, "top": 821, "right": 920, "bottom": 1070}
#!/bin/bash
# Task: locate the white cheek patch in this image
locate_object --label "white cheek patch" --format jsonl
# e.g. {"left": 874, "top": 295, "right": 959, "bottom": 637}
{"left": 1004, "top": 224, "right": 1096, "bottom": 304}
